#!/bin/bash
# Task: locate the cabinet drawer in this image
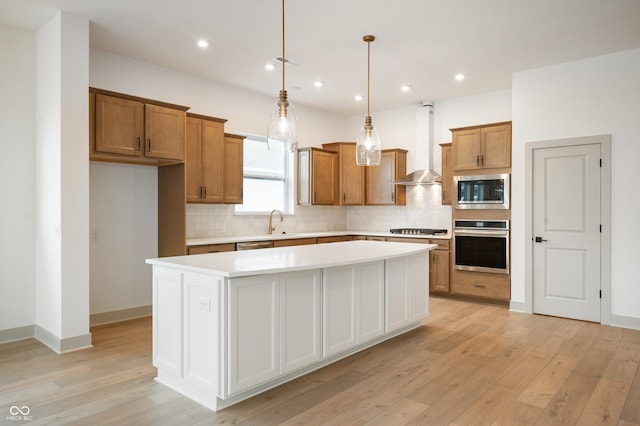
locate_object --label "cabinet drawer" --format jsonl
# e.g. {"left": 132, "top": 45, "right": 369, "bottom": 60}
{"left": 451, "top": 271, "right": 510, "bottom": 301}
{"left": 273, "top": 238, "right": 318, "bottom": 247}
{"left": 188, "top": 243, "right": 236, "bottom": 255}
{"left": 317, "top": 236, "right": 346, "bottom": 244}
{"left": 429, "top": 239, "right": 450, "bottom": 250}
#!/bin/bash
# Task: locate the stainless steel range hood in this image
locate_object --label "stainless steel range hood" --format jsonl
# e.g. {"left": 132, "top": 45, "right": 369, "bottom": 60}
{"left": 394, "top": 103, "right": 442, "bottom": 185}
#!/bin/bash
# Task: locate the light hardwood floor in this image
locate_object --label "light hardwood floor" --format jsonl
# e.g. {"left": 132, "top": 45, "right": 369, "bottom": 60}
{"left": 1, "top": 297, "right": 639, "bottom": 425}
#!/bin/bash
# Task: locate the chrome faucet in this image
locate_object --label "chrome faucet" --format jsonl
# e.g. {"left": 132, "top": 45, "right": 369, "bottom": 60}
{"left": 268, "top": 209, "right": 284, "bottom": 235}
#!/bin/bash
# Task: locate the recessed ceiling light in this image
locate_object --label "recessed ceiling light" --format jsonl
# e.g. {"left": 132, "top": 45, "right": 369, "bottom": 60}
{"left": 401, "top": 85, "right": 411, "bottom": 92}
{"left": 314, "top": 81, "right": 324, "bottom": 88}
{"left": 354, "top": 94, "right": 363, "bottom": 101}
{"left": 455, "top": 73, "right": 465, "bottom": 81}
{"left": 197, "top": 40, "right": 209, "bottom": 48}
{"left": 265, "top": 63, "right": 275, "bottom": 71}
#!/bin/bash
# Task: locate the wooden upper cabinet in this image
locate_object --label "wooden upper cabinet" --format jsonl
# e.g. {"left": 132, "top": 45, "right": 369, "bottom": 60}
{"left": 297, "top": 147, "right": 338, "bottom": 205}
{"left": 90, "top": 88, "right": 188, "bottom": 165}
{"left": 322, "top": 142, "right": 364, "bottom": 205}
{"left": 185, "top": 113, "right": 243, "bottom": 204}
{"left": 451, "top": 122, "right": 511, "bottom": 171}
{"left": 365, "top": 149, "right": 407, "bottom": 206}
{"left": 440, "top": 143, "right": 452, "bottom": 205}
{"left": 223, "top": 133, "right": 244, "bottom": 204}
{"left": 94, "top": 94, "right": 144, "bottom": 156}
{"left": 145, "top": 104, "right": 186, "bottom": 161}
{"left": 185, "top": 115, "right": 225, "bottom": 203}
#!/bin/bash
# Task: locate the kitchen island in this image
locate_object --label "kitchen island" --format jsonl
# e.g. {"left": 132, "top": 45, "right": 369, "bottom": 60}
{"left": 146, "top": 240, "right": 435, "bottom": 411}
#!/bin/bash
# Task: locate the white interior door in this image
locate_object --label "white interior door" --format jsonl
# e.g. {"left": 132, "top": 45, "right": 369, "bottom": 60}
{"left": 532, "top": 143, "right": 601, "bottom": 322}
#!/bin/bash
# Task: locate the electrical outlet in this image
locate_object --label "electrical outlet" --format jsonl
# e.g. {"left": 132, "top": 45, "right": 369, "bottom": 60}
{"left": 199, "top": 297, "right": 211, "bottom": 312}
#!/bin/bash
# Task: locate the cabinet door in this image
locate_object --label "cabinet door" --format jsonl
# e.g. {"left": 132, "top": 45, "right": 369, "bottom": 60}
{"left": 152, "top": 267, "right": 183, "bottom": 376}
{"left": 440, "top": 143, "right": 452, "bottom": 205}
{"left": 385, "top": 257, "right": 410, "bottom": 332}
{"left": 429, "top": 250, "right": 450, "bottom": 293}
{"left": 409, "top": 253, "right": 429, "bottom": 322}
{"left": 228, "top": 275, "right": 279, "bottom": 395}
{"left": 385, "top": 252, "right": 430, "bottom": 331}
{"left": 223, "top": 135, "right": 244, "bottom": 204}
{"left": 145, "top": 103, "right": 186, "bottom": 161}
{"left": 481, "top": 124, "right": 511, "bottom": 169}
{"left": 452, "top": 128, "right": 482, "bottom": 171}
{"left": 357, "top": 261, "right": 385, "bottom": 343}
{"left": 201, "top": 120, "right": 224, "bottom": 203}
{"left": 183, "top": 273, "right": 222, "bottom": 395}
{"left": 341, "top": 145, "right": 365, "bottom": 205}
{"left": 94, "top": 94, "right": 144, "bottom": 157}
{"left": 280, "top": 270, "right": 322, "bottom": 373}
{"left": 185, "top": 117, "right": 204, "bottom": 202}
{"left": 366, "top": 152, "right": 395, "bottom": 205}
{"left": 312, "top": 150, "right": 338, "bottom": 205}
{"left": 323, "top": 265, "right": 357, "bottom": 357}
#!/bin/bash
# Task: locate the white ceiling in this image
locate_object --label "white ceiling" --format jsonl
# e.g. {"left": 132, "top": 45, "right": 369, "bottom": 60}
{"left": 2, "top": 0, "right": 640, "bottom": 116}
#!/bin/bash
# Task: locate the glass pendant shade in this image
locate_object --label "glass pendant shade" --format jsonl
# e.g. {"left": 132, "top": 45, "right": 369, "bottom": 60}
{"left": 356, "top": 116, "right": 381, "bottom": 165}
{"left": 267, "top": 90, "right": 298, "bottom": 152}
{"left": 356, "top": 34, "right": 380, "bottom": 166}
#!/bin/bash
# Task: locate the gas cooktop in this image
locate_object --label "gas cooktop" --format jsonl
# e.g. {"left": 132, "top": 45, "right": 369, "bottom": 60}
{"left": 389, "top": 228, "right": 448, "bottom": 236}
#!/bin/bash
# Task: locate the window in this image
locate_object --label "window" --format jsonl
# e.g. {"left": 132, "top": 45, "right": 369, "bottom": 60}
{"left": 235, "top": 135, "right": 294, "bottom": 214}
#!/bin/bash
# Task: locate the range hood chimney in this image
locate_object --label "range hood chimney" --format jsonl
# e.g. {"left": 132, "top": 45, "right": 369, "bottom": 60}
{"left": 394, "top": 102, "right": 442, "bottom": 185}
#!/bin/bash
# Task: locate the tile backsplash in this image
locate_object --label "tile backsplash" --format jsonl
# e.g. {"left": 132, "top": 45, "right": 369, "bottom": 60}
{"left": 187, "top": 185, "right": 451, "bottom": 239}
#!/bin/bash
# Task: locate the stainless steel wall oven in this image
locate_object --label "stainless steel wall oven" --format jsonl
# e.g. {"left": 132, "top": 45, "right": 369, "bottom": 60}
{"left": 453, "top": 219, "right": 509, "bottom": 274}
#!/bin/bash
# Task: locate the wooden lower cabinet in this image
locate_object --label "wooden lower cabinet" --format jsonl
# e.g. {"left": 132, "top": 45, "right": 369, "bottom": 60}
{"left": 273, "top": 238, "right": 318, "bottom": 247}
{"left": 450, "top": 270, "right": 510, "bottom": 302}
{"left": 187, "top": 243, "right": 236, "bottom": 255}
{"left": 429, "top": 250, "right": 450, "bottom": 293}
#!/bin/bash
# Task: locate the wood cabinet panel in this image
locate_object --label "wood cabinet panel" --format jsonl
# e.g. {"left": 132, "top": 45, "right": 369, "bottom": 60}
{"left": 297, "top": 148, "right": 338, "bottom": 205}
{"left": 94, "top": 94, "right": 144, "bottom": 157}
{"left": 440, "top": 143, "right": 452, "bottom": 205}
{"left": 223, "top": 134, "right": 244, "bottom": 204}
{"left": 365, "top": 149, "right": 407, "bottom": 205}
{"left": 145, "top": 103, "right": 186, "bottom": 161}
{"left": 429, "top": 250, "right": 450, "bottom": 293}
{"left": 322, "top": 142, "right": 365, "bottom": 205}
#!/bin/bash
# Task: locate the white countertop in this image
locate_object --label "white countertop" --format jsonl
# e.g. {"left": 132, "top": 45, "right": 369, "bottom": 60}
{"left": 187, "top": 230, "right": 450, "bottom": 246}
{"left": 147, "top": 240, "right": 436, "bottom": 278}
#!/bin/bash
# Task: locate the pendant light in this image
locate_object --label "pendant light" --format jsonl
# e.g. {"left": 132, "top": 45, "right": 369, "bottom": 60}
{"left": 267, "top": 0, "right": 298, "bottom": 153}
{"left": 356, "top": 35, "right": 381, "bottom": 166}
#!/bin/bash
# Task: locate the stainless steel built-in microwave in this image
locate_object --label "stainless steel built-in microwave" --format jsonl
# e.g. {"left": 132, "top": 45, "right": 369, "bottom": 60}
{"left": 453, "top": 173, "right": 510, "bottom": 209}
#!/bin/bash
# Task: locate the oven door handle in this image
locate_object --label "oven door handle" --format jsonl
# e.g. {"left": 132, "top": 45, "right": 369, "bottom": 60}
{"left": 453, "top": 230, "right": 509, "bottom": 237}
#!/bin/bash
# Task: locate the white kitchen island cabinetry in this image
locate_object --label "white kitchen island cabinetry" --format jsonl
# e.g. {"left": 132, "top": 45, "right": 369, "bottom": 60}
{"left": 147, "top": 240, "right": 434, "bottom": 411}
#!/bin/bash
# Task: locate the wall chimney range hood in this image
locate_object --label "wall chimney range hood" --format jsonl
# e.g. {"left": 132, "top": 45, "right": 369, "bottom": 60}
{"left": 394, "top": 103, "right": 442, "bottom": 185}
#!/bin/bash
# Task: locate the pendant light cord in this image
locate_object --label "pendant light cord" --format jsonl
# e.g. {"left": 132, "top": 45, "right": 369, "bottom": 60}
{"left": 367, "top": 38, "right": 370, "bottom": 118}
{"left": 281, "top": 0, "right": 285, "bottom": 92}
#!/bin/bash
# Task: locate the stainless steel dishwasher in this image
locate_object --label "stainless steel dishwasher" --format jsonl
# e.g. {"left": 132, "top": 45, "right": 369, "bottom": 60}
{"left": 236, "top": 241, "right": 274, "bottom": 251}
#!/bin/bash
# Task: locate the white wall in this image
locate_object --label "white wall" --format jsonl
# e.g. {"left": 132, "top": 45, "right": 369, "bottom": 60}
{"left": 90, "top": 162, "right": 157, "bottom": 314}
{"left": 35, "top": 12, "right": 91, "bottom": 350}
{"left": 512, "top": 49, "right": 640, "bottom": 324}
{"left": 0, "top": 24, "right": 36, "bottom": 332}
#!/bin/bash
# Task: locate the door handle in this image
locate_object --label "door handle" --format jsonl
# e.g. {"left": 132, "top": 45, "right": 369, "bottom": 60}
{"left": 534, "top": 236, "right": 548, "bottom": 243}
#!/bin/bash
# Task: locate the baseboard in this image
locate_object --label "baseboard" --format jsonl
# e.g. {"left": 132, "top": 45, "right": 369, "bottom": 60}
{"left": 34, "top": 325, "right": 92, "bottom": 354}
{"left": 90, "top": 305, "right": 152, "bottom": 327}
{"left": 509, "top": 300, "right": 526, "bottom": 312}
{"left": 0, "top": 325, "right": 35, "bottom": 345}
{"left": 611, "top": 314, "right": 640, "bottom": 331}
